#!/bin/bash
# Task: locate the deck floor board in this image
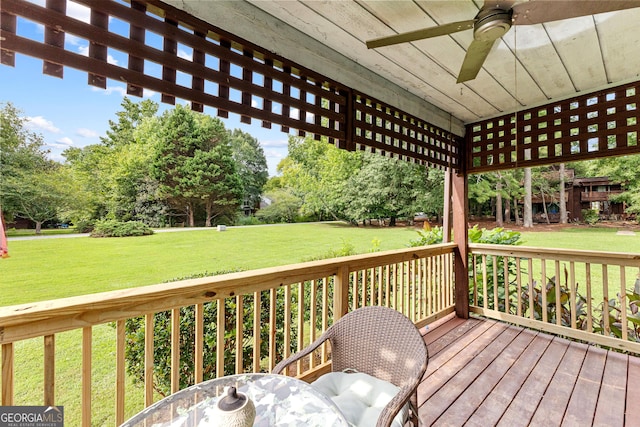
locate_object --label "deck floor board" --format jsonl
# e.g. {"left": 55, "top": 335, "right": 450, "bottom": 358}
{"left": 418, "top": 316, "right": 640, "bottom": 426}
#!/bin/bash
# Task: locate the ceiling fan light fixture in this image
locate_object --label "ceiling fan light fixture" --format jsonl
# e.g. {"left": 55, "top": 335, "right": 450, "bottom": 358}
{"left": 473, "top": 8, "right": 513, "bottom": 42}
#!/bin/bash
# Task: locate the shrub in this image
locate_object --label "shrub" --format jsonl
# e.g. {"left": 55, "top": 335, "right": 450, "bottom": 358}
{"left": 90, "top": 220, "right": 154, "bottom": 237}
{"left": 582, "top": 209, "right": 599, "bottom": 225}
{"left": 235, "top": 215, "right": 262, "bottom": 226}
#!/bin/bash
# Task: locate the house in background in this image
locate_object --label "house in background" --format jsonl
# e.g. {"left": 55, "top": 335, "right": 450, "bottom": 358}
{"left": 528, "top": 170, "right": 627, "bottom": 223}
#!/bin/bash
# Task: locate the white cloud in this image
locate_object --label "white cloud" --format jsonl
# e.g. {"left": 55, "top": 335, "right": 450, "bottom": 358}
{"left": 77, "top": 45, "right": 119, "bottom": 65}
{"left": 26, "top": 116, "right": 60, "bottom": 133}
{"left": 261, "top": 139, "right": 288, "bottom": 148}
{"left": 177, "top": 49, "right": 193, "bottom": 61}
{"left": 49, "top": 137, "right": 74, "bottom": 149}
{"left": 264, "top": 149, "right": 284, "bottom": 159}
{"left": 66, "top": 1, "right": 91, "bottom": 24}
{"left": 76, "top": 128, "right": 99, "bottom": 138}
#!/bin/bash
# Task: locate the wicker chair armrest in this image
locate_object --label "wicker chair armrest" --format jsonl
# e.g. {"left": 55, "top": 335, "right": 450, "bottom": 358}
{"left": 272, "top": 333, "right": 331, "bottom": 375}
{"left": 375, "top": 380, "right": 420, "bottom": 427}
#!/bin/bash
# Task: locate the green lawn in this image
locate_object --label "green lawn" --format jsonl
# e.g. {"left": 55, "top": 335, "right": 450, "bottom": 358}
{"left": 519, "top": 226, "right": 640, "bottom": 253}
{"left": 1, "top": 222, "right": 419, "bottom": 307}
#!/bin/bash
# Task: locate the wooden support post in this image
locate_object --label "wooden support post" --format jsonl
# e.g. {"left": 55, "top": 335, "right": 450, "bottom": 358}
{"left": 334, "top": 266, "right": 350, "bottom": 320}
{"left": 442, "top": 167, "right": 452, "bottom": 243}
{"left": 453, "top": 171, "right": 469, "bottom": 319}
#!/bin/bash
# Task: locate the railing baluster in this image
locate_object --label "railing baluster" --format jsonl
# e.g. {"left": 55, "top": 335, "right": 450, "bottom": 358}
{"left": 621, "top": 266, "right": 628, "bottom": 341}
{"left": 515, "top": 257, "right": 522, "bottom": 317}
{"left": 554, "top": 260, "right": 561, "bottom": 326}
{"left": 569, "top": 262, "right": 577, "bottom": 330}
{"left": 585, "top": 263, "right": 593, "bottom": 333}
{"left": 540, "top": 260, "right": 547, "bottom": 322}
{"left": 171, "top": 308, "right": 180, "bottom": 394}
{"left": 269, "top": 289, "right": 277, "bottom": 372}
{"left": 352, "top": 271, "right": 359, "bottom": 310}
{"left": 195, "top": 303, "right": 204, "bottom": 382}
{"left": 235, "top": 295, "right": 244, "bottom": 374}
{"left": 385, "top": 265, "right": 391, "bottom": 308}
{"left": 44, "top": 334, "right": 55, "bottom": 406}
{"left": 492, "top": 255, "right": 499, "bottom": 311}
{"left": 82, "top": 327, "right": 92, "bottom": 427}
{"left": 297, "top": 282, "right": 304, "bottom": 375}
{"left": 362, "top": 269, "right": 368, "bottom": 307}
{"left": 216, "top": 300, "right": 225, "bottom": 378}
{"left": 309, "top": 280, "right": 317, "bottom": 369}
{"left": 472, "top": 255, "right": 478, "bottom": 306}
{"left": 1, "top": 343, "right": 13, "bottom": 406}
{"left": 603, "top": 265, "right": 610, "bottom": 336}
{"left": 378, "top": 266, "right": 384, "bottom": 308}
{"left": 503, "top": 256, "right": 509, "bottom": 314}
{"left": 253, "top": 292, "right": 261, "bottom": 373}
{"left": 482, "top": 255, "right": 488, "bottom": 310}
{"left": 144, "top": 314, "right": 154, "bottom": 407}
{"left": 283, "top": 285, "right": 292, "bottom": 374}
{"left": 427, "top": 257, "right": 433, "bottom": 314}
{"left": 528, "top": 258, "right": 535, "bottom": 320}
{"left": 321, "top": 277, "right": 329, "bottom": 363}
{"left": 115, "top": 320, "right": 125, "bottom": 425}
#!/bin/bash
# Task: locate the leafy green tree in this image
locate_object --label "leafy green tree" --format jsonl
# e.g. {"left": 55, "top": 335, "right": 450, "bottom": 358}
{"left": 256, "top": 189, "right": 302, "bottom": 223}
{"left": 0, "top": 102, "right": 78, "bottom": 232}
{"left": 0, "top": 102, "right": 50, "bottom": 220}
{"left": 151, "top": 105, "right": 242, "bottom": 226}
{"left": 343, "top": 153, "right": 435, "bottom": 226}
{"left": 63, "top": 99, "right": 164, "bottom": 225}
{"left": 228, "top": 129, "right": 268, "bottom": 214}
{"left": 278, "top": 136, "right": 360, "bottom": 221}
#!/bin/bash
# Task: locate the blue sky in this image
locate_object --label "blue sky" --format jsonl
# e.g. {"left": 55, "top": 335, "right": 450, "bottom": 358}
{"left": 0, "top": 3, "right": 290, "bottom": 176}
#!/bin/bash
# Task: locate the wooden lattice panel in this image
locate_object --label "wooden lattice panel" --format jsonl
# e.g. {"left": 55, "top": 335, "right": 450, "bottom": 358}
{"left": 353, "top": 92, "right": 460, "bottom": 169}
{"left": 0, "top": 0, "right": 462, "bottom": 169}
{"left": 0, "top": 0, "right": 345, "bottom": 141}
{"left": 467, "top": 81, "right": 640, "bottom": 173}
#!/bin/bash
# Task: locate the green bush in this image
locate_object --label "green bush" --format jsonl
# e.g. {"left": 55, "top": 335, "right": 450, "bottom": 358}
{"left": 582, "top": 209, "right": 600, "bottom": 225}
{"left": 235, "top": 215, "right": 263, "bottom": 226}
{"left": 90, "top": 220, "right": 154, "bottom": 237}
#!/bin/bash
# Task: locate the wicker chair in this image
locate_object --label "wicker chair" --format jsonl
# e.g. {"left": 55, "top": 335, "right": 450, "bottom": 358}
{"left": 272, "top": 306, "right": 428, "bottom": 427}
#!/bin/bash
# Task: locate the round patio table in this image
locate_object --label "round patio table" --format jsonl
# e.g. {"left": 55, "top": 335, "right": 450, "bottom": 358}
{"left": 120, "top": 373, "right": 349, "bottom": 427}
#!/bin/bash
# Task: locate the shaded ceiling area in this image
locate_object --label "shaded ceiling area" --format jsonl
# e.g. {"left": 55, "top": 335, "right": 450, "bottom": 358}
{"left": 174, "top": 0, "right": 640, "bottom": 129}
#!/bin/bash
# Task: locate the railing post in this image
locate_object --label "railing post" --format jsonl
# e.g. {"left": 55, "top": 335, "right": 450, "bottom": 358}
{"left": 334, "top": 266, "right": 350, "bottom": 320}
{"left": 453, "top": 171, "right": 469, "bottom": 319}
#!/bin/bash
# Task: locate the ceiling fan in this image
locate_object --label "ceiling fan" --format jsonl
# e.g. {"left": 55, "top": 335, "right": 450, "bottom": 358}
{"left": 366, "top": 1, "right": 640, "bottom": 83}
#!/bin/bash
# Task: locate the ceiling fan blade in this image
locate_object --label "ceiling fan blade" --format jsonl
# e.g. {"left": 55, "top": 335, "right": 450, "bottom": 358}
{"left": 512, "top": 0, "right": 640, "bottom": 25}
{"left": 366, "top": 19, "right": 475, "bottom": 49}
{"left": 457, "top": 39, "right": 496, "bottom": 83}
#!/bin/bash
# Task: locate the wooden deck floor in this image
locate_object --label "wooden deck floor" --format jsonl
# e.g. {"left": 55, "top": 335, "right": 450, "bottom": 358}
{"left": 418, "top": 315, "right": 640, "bottom": 426}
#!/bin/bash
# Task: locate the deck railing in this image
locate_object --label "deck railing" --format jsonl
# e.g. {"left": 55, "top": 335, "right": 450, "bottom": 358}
{"left": 0, "top": 243, "right": 455, "bottom": 426}
{"left": 469, "top": 244, "right": 640, "bottom": 355}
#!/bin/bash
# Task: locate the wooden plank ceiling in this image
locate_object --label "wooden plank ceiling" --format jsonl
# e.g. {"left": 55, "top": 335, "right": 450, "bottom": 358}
{"left": 177, "top": 0, "right": 640, "bottom": 126}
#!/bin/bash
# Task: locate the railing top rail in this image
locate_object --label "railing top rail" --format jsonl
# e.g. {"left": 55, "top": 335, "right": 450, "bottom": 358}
{"left": 469, "top": 243, "right": 640, "bottom": 266}
{"left": 0, "top": 243, "right": 456, "bottom": 343}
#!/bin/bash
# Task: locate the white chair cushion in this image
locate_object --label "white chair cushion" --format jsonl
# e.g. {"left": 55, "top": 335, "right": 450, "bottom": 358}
{"left": 311, "top": 372, "right": 408, "bottom": 427}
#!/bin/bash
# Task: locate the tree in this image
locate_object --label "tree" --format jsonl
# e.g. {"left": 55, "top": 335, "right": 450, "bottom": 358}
{"left": 278, "top": 136, "right": 361, "bottom": 221}
{"left": 63, "top": 99, "right": 164, "bottom": 225}
{"left": 343, "top": 153, "right": 435, "bottom": 226}
{"left": 523, "top": 167, "right": 533, "bottom": 227}
{"left": 151, "top": 106, "right": 242, "bottom": 226}
{"left": 0, "top": 102, "right": 77, "bottom": 232}
{"left": 4, "top": 161, "right": 73, "bottom": 233}
{"left": 228, "top": 129, "right": 268, "bottom": 213}
{"left": 559, "top": 163, "right": 568, "bottom": 224}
